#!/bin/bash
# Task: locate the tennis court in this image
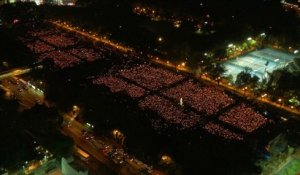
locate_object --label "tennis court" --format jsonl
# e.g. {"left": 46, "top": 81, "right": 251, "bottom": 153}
{"left": 223, "top": 48, "right": 296, "bottom": 81}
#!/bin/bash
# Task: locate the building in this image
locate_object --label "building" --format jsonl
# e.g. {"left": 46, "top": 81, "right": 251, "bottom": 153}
{"left": 61, "top": 157, "right": 88, "bottom": 175}
{"left": 0, "top": 0, "right": 76, "bottom": 6}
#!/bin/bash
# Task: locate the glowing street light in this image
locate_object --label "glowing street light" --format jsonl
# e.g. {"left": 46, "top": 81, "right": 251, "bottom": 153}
{"left": 260, "top": 33, "right": 266, "bottom": 37}
{"left": 161, "top": 155, "right": 172, "bottom": 164}
{"left": 86, "top": 122, "right": 94, "bottom": 129}
{"left": 242, "top": 86, "right": 248, "bottom": 95}
{"left": 261, "top": 93, "right": 268, "bottom": 99}
{"left": 73, "top": 105, "right": 80, "bottom": 112}
{"left": 278, "top": 98, "right": 283, "bottom": 107}
{"left": 247, "top": 37, "right": 252, "bottom": 41}
{"left": 158, "top": 37, "right": 163, "bottom": 42}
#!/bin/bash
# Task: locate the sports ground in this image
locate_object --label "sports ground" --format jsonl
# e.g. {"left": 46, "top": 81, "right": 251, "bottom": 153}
{"left": 223, "top": 48, "right": 296, "bottom": 81}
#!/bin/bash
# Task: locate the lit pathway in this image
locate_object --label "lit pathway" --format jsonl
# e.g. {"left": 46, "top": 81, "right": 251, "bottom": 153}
{"left": 49, "top": 20, "right": 133, "bottom": 53}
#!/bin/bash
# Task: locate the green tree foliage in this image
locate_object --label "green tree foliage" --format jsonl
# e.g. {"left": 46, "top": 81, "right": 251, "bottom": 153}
{"left": 208, "top": 63, "right": 226, "bottom": 79}
{"left": 22, "top": 105, "right": 74, "bottom": 158}
{"left": 235, "top": 67, "right": 260, "bottom": 87}
{"left": 0, "top": 2, "right": 38, "bottom": 23}
{"left": 0, "top": 102, "right": 73, "bottom": 168}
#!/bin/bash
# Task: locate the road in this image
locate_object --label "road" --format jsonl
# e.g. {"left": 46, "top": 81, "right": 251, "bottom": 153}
{"left": 281, "top": 0, "right": 300, "bottom": 13}
{"left": 1, "top": 77, "right": 44, "bottom": 110}
{"left": 0, "top": 67, "right": 31, "bottom": 80}
{"left": 62, "top": 114, "right": 164, "bottom": 175}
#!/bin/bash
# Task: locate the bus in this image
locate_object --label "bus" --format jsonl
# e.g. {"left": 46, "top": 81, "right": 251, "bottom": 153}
{"left": 74, "top": 147, "right": 90, "bottom": 162}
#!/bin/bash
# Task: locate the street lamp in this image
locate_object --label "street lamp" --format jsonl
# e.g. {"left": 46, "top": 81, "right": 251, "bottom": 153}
{"left": 260, "top": 33, "right": 266, "bottom": 37}
{"left": 161, "top": 155, "right": 172, "bottom": 164}
{"left": 73, "top": 105, "right": 80, "bottom": 111}
{"left": 216, "top": 76, "right": 221, "bottom": 85}
{"left": 261, "top": 93, "right": 268, "bottom": 100}
{"left": 278, "top": 98, "right": 283, "bottom": 107}
{"left": 242, "top": 86, "right": 248, "bottom": 95}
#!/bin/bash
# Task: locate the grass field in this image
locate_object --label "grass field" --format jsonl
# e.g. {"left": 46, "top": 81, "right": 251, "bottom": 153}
{"left": 276, "top": 158, "right": 300, "bottom": 175}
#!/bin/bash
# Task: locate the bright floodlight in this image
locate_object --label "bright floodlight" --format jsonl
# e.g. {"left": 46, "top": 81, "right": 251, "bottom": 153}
{"left": 294, "top": 50, "right": 299, "bottom": 54}
{"left": 228, "top": 44, "right": 233, "bottom": 48}
{"left": 247, "top": 37, "right": 252, "bottom": 41}
{"left": 260, "top": 33, "right": 266, "bottom": 36}
{"left": 158, "top": 37, "right": 163, "bottom": 42}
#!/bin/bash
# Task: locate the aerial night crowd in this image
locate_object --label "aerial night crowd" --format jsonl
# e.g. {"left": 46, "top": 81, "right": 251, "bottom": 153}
{"left": 20, "top": 27, "right": 116, "bottom": 69}
{"left": 19, "top": 24, "right": 269, "bottom": 141}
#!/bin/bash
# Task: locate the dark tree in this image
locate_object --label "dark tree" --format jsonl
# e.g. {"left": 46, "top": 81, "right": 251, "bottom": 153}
{"left": 208, "top": 63, "right": 226, "bottom": 80}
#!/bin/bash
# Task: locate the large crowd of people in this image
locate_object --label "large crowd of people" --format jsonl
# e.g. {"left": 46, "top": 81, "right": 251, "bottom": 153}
{"left": 204, "top": 122, "right": 244, "bottom": 141}
{"left": 67, "top": 47, "right": 104, "bottom": 62}
{"left": 39, "top": 50, "right": 82, "bottom": 68}
{"left": 163, "top": 80, "right": 235, "bottom": 115}
{"left": 26, "top": 41, "right": 55, "bottom": 54}
{"left": 119, "top": 64, "right": 184, "bottom": 90}
{"left": 40, "top": 34, "right": 78, "bottom": 48}
{"left": 139, "top": 95, "right": 200, "bottom": 130}
{"left": 92, "top": 75, "right": 147, "bottom": 98}
{"left": 18, "top": 25, "right": 271, "bottom": 141}
{"left": 28, "top": 28, "right": 57, "bottom": 37}
{"left": 219, "top": 104, "right": 268, "bottom": 133}
{"left": 21, "top": 27, "right": 126, "bottom": 69}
